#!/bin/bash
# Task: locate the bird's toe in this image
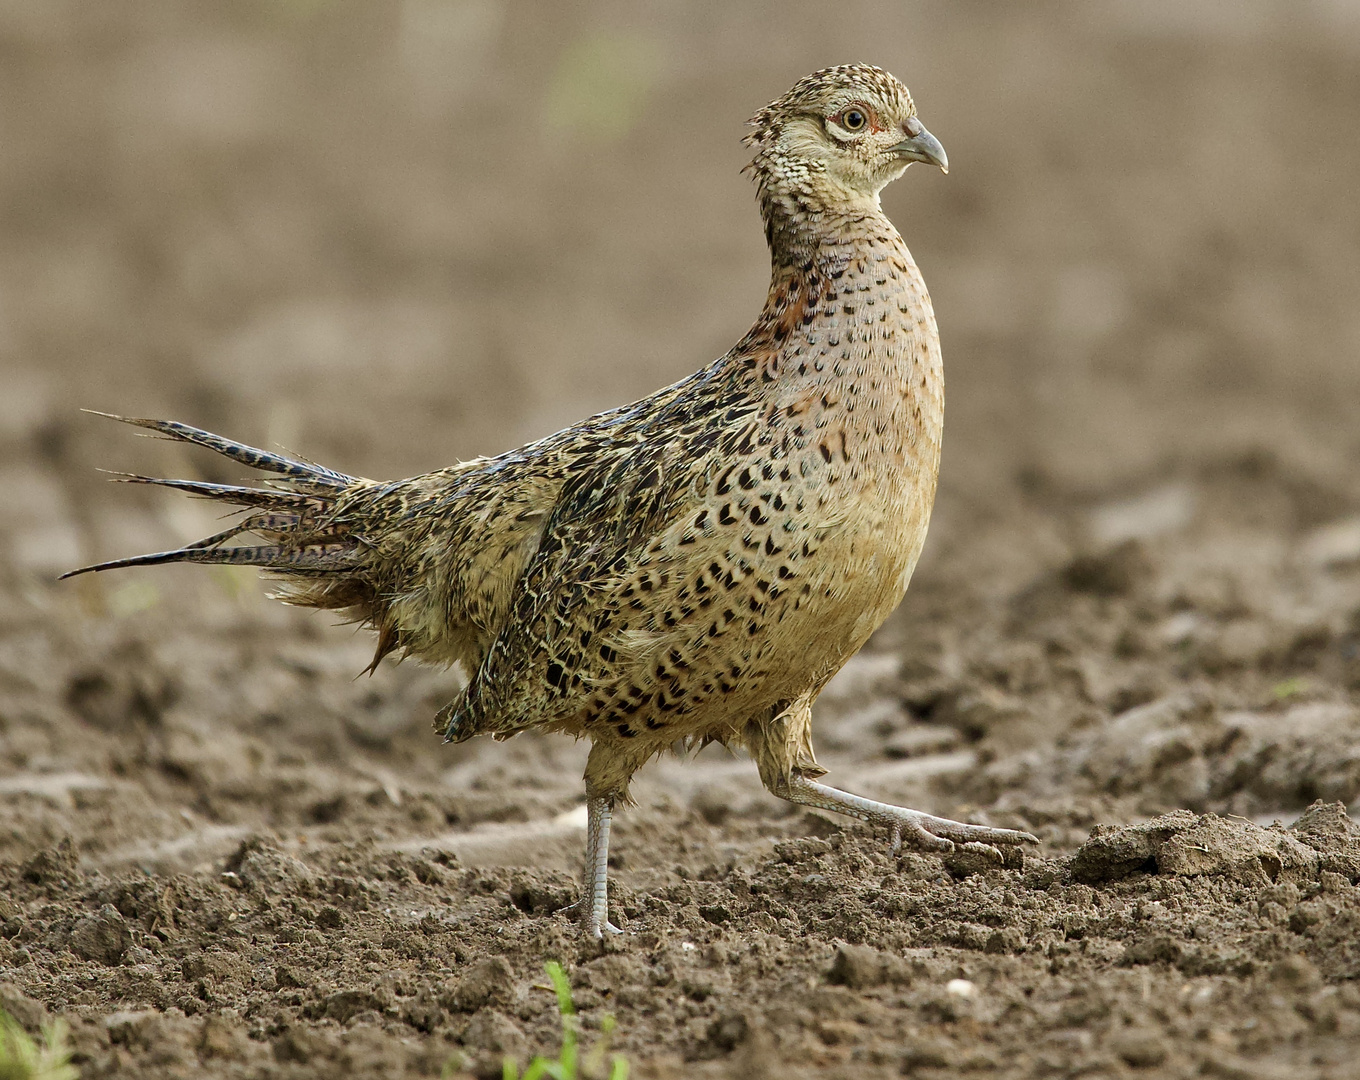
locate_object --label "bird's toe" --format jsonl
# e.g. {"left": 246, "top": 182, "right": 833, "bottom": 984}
{"left": 589, "top": 919, "right": 624, "bottom": 941}
{"left": 920, "top": 816, "right": 1037, "bottom": 848}
{"left": 890, "top": 817, "right": 954, "bottom": 855}
{"left": 884, "top": 808, "right": 1038, "bottom": 853}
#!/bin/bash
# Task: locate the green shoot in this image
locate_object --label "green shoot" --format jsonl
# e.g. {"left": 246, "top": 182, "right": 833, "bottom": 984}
{"left": 497, "top": 962, "right": 629, "bottom": 1080}
{"left": 0, "top": 1010, "right": 78, "bottom": 1080}
{"left": 547, "top": 961, "right": 575, "bottom": 1020}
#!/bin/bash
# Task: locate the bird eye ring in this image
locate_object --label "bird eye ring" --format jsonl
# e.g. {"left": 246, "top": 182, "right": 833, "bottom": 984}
{"left": 839, "top": 108, "right": 868, "bottom": 132}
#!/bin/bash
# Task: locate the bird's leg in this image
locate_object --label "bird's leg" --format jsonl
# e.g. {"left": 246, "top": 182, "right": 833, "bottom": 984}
{"left": 580, "top": 795, "right": 623, "bottom": 940}
{"left": 776, "top": 773, "right": 1038, "bottom": 856}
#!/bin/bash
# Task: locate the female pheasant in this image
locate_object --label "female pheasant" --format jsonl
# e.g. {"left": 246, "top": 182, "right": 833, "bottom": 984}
{"left": 66, "top": 64, "right": 1037, "bottom": 938}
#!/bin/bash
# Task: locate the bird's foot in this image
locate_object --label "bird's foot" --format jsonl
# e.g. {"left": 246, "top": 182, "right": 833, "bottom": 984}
{"left": 780, "top": 775, "right": 1037, "bottom": 859}
{"left": 582, "top": 889, "right": 624, "bottom": 940}
{"left": 552, "top": 899, "right": 623, "bottom": 940}
{"left": 883, "top": 807, "right": 1038, "bottom": 857}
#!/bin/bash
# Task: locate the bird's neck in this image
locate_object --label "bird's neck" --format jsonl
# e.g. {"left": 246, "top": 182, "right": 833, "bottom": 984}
{"left": 731, "top": 191, "right": 938, "bottom": 413}
{"left": 750, "top": 191, "right": 921, "bottom": 348}
{"left": 759, "top": 185, "right": 895, "bottom": 271}
{"left": 726, "top": 190, "right": 943, "bottom": 508}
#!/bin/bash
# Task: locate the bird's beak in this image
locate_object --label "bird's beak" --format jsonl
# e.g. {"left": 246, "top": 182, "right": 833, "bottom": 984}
{"left": 890, "top": 121, "right": 948, "bottom": 174}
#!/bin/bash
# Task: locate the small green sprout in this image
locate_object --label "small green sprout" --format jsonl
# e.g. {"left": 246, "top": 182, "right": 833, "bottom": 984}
{"left": 0, "top": 1010, "right": 77, "bottom": 1080}
{"left": 504, "top": 962, "right": 628, "bottom": 1080}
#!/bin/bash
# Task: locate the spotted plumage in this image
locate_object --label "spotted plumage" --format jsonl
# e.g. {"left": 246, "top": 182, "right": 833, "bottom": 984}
{"left": 66, "top": 64, "right": 1036, "bottom": 938}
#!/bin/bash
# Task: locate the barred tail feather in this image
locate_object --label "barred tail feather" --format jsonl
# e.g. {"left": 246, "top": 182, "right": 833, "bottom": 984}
{"left": 60, "top": 543, "right": 360, "bottom": 579}
{"left": 84, "top": 411, "right": 354, "bottom": 489}
{"left": 62, "top": 413, "right": 368, "bottom": 585}
{"left": 108, "top": 473, "right": 332, "bottom": 512}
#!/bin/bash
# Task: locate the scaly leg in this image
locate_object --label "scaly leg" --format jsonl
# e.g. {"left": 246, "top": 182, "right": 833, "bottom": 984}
{"left": 581, "top": 795, "right": 622, "bottom": 940}
{"left": 778, "top": 773, "right": 1038, "bottom": 855}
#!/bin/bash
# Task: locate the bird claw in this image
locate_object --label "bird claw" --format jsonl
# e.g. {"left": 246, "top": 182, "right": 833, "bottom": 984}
{"left": 889, "top": 821, "right": 946, "bottom": 857}
{"left": 883, "top": 808, "right": 1036, "bottom": 857}
{"left": 556, "top": 901, "right": 623, "bottom": 940}
{"left": 887, "top": 815, "right": 954, "bottom": 855}
{"left": 943, "top": 841, "right": 1007, "bottom": 875}
{"left": 785, "top": 776, "right": 1036, "bottom": 859}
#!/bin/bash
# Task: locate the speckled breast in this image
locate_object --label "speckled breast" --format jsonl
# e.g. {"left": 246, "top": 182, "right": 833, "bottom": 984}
{"left": 765, "top": 243, "right": 941, "bottom": 665}
{"left": 626, "top": 239, "right": 944, "bottom": 738}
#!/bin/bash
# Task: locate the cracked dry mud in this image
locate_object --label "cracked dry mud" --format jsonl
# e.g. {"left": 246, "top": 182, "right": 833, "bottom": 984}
{"left": 4, "top": 4, "right": 1360, "bottom": 1079}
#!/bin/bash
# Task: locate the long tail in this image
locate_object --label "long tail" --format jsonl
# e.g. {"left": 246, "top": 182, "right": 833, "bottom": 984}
{"left": 61, "top": 412, "right": 367, "bottom": 580}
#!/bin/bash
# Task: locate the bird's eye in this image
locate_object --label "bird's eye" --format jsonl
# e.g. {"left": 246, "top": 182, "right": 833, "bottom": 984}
{"left": 840, "top": 108, "right": 867, "bottom": 132}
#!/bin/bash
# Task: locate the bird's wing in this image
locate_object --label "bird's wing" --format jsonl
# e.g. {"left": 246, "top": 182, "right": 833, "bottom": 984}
{"left": 439, "top": 364, "right": 752, "bottom": 740}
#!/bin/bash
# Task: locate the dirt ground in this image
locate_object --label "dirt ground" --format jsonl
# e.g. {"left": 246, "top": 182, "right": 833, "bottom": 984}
{"left": 3, "top": 2, "right": 1360, "bottom": 1078}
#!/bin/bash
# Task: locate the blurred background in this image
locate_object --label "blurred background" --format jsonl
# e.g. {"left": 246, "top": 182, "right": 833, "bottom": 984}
{"left": 2, "top": 0, "right": 1358, "bottom": 590}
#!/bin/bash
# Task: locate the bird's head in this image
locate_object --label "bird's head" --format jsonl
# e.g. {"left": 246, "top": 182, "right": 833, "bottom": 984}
{"left": 744, "top": 64, "right": 947, "bottom": 212}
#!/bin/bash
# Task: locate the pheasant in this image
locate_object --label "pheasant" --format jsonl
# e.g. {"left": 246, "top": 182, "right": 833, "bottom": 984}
{"left": 65, "top": 64, "right": 1037, "bottom": 938}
